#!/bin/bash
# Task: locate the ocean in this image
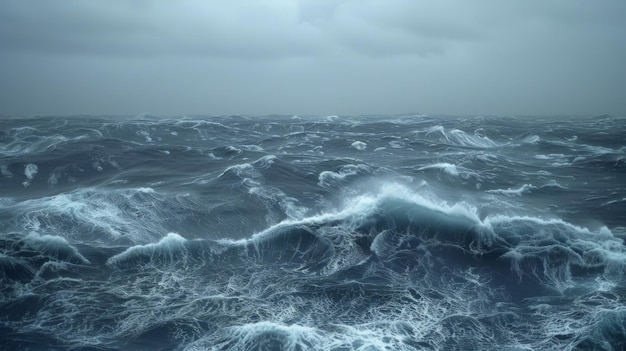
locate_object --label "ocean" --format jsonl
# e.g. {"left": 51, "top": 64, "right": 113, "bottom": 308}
{"left": 1, "top": 114, "right": 625, "bottom": 350}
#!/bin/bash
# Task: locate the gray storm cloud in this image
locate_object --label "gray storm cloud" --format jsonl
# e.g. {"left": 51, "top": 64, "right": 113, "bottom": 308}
{"left": 1, "top": 0, "right": 625, "bottom": 116}
{"left": 0, "top": 0, "right": 483, "bottom": 58}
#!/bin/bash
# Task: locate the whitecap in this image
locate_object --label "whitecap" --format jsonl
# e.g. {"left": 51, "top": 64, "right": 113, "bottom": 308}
{"left": 448, "top": 128, "right": 499, "bottom": 148}
{"left": 523, "top": 135, "right": 541, "bottom": 144}
{"left": 486, "top": 184, "right": 536, "bottom": 196}
{"left": 218, "top": 163, "right": 255, "bottom": 178}
{"left": 351, "top": 141, "right": 367, "bottom": 150}
{"left": 8, "top": 187, "right": 170, "bottom": 243}
{"left": 418, "top": 163, "right": 459, "bottom": 176}
{"left": 225, "top": 146, "right": 243, "bottom": 154}
{"left": 423, "top": 125, "right": 500, "bottom": 148}
{"left": 253, "top": 155, "right": 277, "bottom": 169}
{"left": 541, "top": 180, "right": 567, "bottom": 190}
{"left": 241, "top": 144, "right": 264, "bottom": 152}
{"left": 136, "top": 130, "right": 152, "bottom": 142}
{"left": 107, "top": 233, "right": 187, "bottom": 267}
{"left": 318, "top": 164, "right": 371, "bottom": 187}
{"left": 22, "top": 163, "right": 38, "bottom": 187}
{"left": 186, "top": 322, "right": 322, "bottom": 351}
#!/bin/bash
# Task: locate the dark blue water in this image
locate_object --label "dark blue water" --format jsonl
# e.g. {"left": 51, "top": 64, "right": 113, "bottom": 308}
{"left": 1, "top": 114, "right": 625, "bottom": 350}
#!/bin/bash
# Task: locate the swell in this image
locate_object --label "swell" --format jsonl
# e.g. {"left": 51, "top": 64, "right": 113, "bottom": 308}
{"left": 2, "top": 115, "right": 626, "bottom": 350}
{"left": 2, "top": 184, "right": 625, "bottom": 350}
{"left": 96, "top": 185, "right": 625, "bottom": 349}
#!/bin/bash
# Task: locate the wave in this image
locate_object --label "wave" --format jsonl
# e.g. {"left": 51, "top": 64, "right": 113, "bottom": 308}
{"left": 487, "top": 184, "right": 536, "bottom": 196}
{"left": 0, "top": 187, "right": 199, "bottom": 247}
{"left": 20, "top": 233, "right": 90, "bottom": 265}
{"left": 209, "top": 156, "right": 313, "bottom": 222}
{"left": 21, "top": 163, "right": 39, "bottom": 188}
{"left": 106, "top": 233, "right": 189, "bottom": 267}
{"left": 418, "top": 163, "right": 459, "bottom": 176}
{"left": 0, "top": 254, "right": 36, "bottom": 284}
{"left": 318, "top": 163, "right": 372, "bottom": 188}
{"left": 351, "top": 141, "right": 367, "bottom": 150}
{"left": 3, "top": 115, "right": 626, "bottom": 350}
{"left": 0, "top": 232, "right": 89, "bottom": 293}
{"left": 187, "top": 322, "right": 323, "bottom": 351}
{"left": 420, "top": 125, "right": 501, "bottom": 148}
{"left": 247, "top": 183, "right": 624, "bottom": 294}
{"left": 98, "top": 182, "right": 626, "bottom": 349}
{"left": 107, "top": 224, "right": 333, "bottom": 272}
{"left": 2, "top": 177, "right": 624, "bottom": 350}
{"left": 485, "top": 181, "right": 570, "bottom": 197}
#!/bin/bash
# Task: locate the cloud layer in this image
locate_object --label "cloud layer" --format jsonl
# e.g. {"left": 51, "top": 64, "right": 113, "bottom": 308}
{"left": 1, "top": 0, "right": 625, "bottom": 116}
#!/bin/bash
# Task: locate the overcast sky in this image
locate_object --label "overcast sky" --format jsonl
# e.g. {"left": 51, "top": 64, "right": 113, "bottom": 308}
{"left": 1, "top": 0, "right": 625, "bottom": 117}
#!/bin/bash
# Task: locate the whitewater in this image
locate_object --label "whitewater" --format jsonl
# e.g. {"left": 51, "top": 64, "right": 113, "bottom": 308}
{"left": 1, "top": 114, "right": 625, "bottom": 350}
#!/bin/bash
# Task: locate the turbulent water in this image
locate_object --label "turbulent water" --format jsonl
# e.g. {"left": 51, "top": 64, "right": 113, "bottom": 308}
{"left": 1, "top": 114, "right": 625, "bottom": 350}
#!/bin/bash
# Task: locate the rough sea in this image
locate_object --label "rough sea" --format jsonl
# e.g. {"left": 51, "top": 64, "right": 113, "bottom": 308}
{"left": 1, "top": 114, "right": 625, "bottom": 350}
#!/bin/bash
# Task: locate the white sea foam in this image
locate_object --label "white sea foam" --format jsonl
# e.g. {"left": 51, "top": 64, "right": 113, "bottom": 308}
{"left": 253, "top": 155, "right": 277, "bottom": 169}
{"left": 448, "top": 128, "right": 499, "bottom": 148}
{"left": 351, "top": 141, "right": 367, "bottom": 150}
{"left": 418, "top": 163, "right": 459, "bottom": 176}
{"left": 318, "top": 164, "right": 370, "bottom": 187}
{"left": 184, "top": 320, "right": 429, "bottom": 351}
{"left": 225, "top": 146, "right": 243, "bottom": 154}
{"left": 107, "top": 233, "right": 187, "bottom": 266}
{"left": 241, "top": 144, "right": 264, "bottom": 152}
{"left": 534, "top": 154, "right": 567, "bottom": 160}
{"left": 487, "top": 184, "right": 536, "bottom": 196}
{"left": 484, "top": 215, "right": 611, "bottom": 237}
{"left": 245, "top": 181, "right": 623, "bottom": 290}
{"left": 541, "top": 180, "right": 567, "bottom": 189}
{"left": 423, "top": 125, "right": 500, "bottom": 148}
{"left": 2, "top": 133, "right": 68, "bottom": 157}
{"left": 22, "top": 163, "right": 38, "bottom": 187}
{"left": 425, "top": 125, "right": 446, "bottom": 135}
{"left": 219, "top": 163, "right": 256, "bottom": 178}
{"left": 523, "top": 135, "right": 541, "bottom": 144}
{"left": 7, "top": 187, "right": 171, "bottom": 244}
{"left": 183, "top": 322, "right": 321, "bottom": 351}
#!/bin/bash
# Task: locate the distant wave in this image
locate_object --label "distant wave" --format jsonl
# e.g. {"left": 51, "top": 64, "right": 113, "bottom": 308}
{"left": 420, "top": 125, "right": 501, "bottom": 148}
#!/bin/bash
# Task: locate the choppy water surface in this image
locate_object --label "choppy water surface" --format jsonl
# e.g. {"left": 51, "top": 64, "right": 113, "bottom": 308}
{"left": 1, "top": 114, "right": 625, "bottom": 350}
